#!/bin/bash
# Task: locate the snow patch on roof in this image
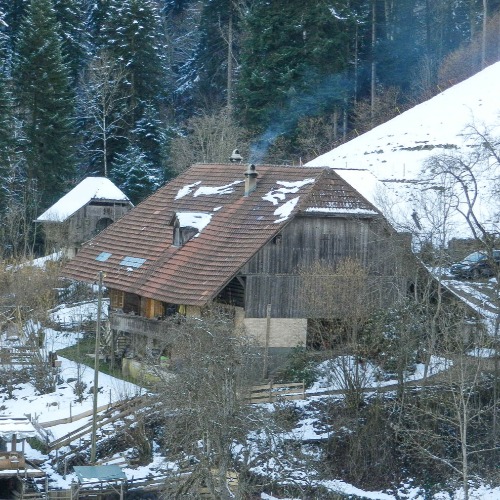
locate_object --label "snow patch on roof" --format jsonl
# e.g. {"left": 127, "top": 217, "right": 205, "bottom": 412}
{"left": 174, "top": 181, "right": 201, "bottom": 200}
{"left": 193, "top": 180, "right": 243, "bottom": 197}
{"left": 176, "top": 212, "right": 212, "bottom": 232}
{"left": 274, "top": 197, "right": 300, "bottom": 223}
{"left": 36, "top": 177, "right": 130, "bottom": 222}
{"left": 305, "top": 207, "right": 378, "bottom": 215}
{"left": 263, "top": 178, "right": 315, "bottom": 205}
{"left": 0, "top": 418, "right": 37, "bottom": 439}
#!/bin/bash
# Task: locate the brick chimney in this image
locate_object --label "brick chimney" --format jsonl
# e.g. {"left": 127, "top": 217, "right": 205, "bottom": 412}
{"left": 244, "top": 164, "right": 258, "bottom": 196}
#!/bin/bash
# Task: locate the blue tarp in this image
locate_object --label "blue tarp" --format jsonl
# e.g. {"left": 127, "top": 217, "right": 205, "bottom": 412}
{"left": 74, "top": 465, "right": 126, "bottom": 483}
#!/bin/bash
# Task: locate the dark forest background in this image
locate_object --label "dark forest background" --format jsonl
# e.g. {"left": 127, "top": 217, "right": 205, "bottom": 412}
{"left": 0, "top": 0, "right": 499, "bottom": 257}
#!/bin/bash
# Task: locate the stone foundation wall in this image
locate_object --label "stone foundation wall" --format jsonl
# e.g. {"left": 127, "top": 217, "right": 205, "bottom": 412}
{"left": 244, "top": 317, "right": 307, "bottom": 348}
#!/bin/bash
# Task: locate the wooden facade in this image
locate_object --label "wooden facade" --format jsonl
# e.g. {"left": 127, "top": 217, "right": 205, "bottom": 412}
{"left": 106, "top": 211, "right": 412, "bottom": 359}
{"left": 236, "top": 214, "right": 411, "bottom": 318}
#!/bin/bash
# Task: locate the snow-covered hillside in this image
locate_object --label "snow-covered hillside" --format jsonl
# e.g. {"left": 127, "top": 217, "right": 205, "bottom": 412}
{"left": 307, "top": 62, "right": 500, "bottom": 244}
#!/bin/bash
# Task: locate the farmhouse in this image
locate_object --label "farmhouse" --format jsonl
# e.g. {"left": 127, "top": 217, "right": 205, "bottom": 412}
{"left": 63, "top": 163, "right": 414, "bottom": 371}
{"left": 36, "top": 177, "right": 133, "bottom": 258}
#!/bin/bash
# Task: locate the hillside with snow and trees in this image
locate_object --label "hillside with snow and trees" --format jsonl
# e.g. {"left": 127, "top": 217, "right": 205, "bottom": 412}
{"left": 2, "top": 1, "right": 500, "bottom": 499}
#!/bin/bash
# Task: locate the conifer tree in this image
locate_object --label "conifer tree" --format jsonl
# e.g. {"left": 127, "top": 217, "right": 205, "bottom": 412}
{"left": 93, "top": 0, "right": 167, "bottom": 172}
{"left": 236, "top": 0, "right": 356, "bottom": 132}
{"left": 99, "top": 0, "right": 166, "bottom": 121}
{"left": 0, "top": 42, "right": 14, "bottom": 212}
{"left": 131, "top": 102, "right": 166, "bottom": 170}
{"left": 110, "top": 143, "right": 157, "bottom": 204}
{"left": 0, "top": 0, "right": 28, "bottom": 50}
{"left": 13, "top": 0, "right": 75, "bottom": 207}
{"left": 53, "top": 0, "right": 89, "bottom": 84}
{"left": 178, "top": 0, "right": 242, "bottom": 112}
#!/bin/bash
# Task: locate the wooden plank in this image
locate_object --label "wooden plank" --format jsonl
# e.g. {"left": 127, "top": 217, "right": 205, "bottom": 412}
{"left": 251, "top": 383, "right": 272, "bottom": 391}
{"left": 48, "top": 397, "right": 147, "bottom": 451}
{"left": 248, "top": 381, "right": 306, "bottom": 404}
{"left": 269, "top": 382, "right": 304, "bottom": 389}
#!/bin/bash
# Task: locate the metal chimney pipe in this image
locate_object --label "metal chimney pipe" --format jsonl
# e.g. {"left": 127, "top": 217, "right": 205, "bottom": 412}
{"left": 244, "top": 164, "right": 258, "bottom": 196}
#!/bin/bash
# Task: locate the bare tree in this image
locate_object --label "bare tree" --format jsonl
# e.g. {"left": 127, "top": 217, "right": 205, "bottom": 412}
{"left": 0, "top": 178, "right": 40, "bottom": 260}
{"left": 422, "top": 125, "right": 500, "bottom": 463}
{"left": 394, "top": 310, "right": 498, "bottom": 500}
{"left": 438, "top": 10, "right": 500, "bottom": 89}
{"left": 295, "top": 112, "right": 343, "bottom": 163}
{"left": 151, "top": 310, "right": 259, "bottom": 499}
{"left": 167, "top": 108, "right": 250, "bottom": 174}
{"left": 351, "top": 86, "right": 402, "bottom": 136}
{"left": 300, "top": 258, "right": 378, "bottom": 409}
{"left": 79, "top": 51, "right": 131, "bottom": 177}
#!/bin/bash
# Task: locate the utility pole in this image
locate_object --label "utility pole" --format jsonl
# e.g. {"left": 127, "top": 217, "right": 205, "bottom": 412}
{"left": 90, "top": 271, "right": 104, "bottom": 464}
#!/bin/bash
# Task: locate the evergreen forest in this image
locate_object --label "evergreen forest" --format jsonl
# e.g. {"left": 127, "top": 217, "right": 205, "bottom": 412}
{"left": 0, "top": 0, "right": 500, "bottom": 258}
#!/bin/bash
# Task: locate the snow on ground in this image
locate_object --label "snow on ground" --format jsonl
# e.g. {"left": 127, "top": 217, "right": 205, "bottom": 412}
{"left": 434, "top": 269, "right": 500, "bottom": 335}
{"left": 2, "top": 300, "right": 500, "bottom": 498}
{"left": 0, "top": 353, "right": 140, "bottom": 427}
{"left": 308, "top": 355, "right": 451, "bottom": 394}
{"left": 259, "top": 475, "right": 500, "bottom": 499}
{"left": 49, "top": 299, "right": 109, "bottom": 330}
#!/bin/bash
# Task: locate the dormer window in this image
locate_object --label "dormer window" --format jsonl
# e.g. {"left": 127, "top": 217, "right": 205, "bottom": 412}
{"left": 171, "top": 212, "right": 212, "bottom": 247}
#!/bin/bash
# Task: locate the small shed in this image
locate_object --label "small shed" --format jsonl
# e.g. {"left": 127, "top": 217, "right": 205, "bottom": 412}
{"left": 72, "top": 465, "right": 127, "bottom": 499}
{"left": 36, "top": 177, "right": 133, "bottom": 258}
{"left": 0, "top": 417, "right": 36, "bottom": 461}
{"left": 0, "top": 417, "right": 46, "bottom": 498}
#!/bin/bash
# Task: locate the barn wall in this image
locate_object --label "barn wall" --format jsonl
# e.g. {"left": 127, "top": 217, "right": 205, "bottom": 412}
{"left": 241, "top": 215, "right": 412, "bottom": 318}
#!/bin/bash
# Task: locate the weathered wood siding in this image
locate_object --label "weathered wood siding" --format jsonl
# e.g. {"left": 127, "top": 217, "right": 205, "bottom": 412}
{"left": 241, "top": 215, "right": 411, "bottom": 318}
{"left": 67, "top": 201, "right": 131, "bottom": 245}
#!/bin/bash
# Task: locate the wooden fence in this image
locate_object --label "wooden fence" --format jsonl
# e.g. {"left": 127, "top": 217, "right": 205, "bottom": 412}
{"left": 248, "top": 381, "right": 306, "bottom": 404}
{"left": 46, "top": 397, "right": 147, "bottom": 453}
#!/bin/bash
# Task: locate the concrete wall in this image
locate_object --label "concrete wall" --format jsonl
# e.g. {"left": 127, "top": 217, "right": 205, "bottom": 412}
{"left": 244, "top": 317, "right": 307, "bottom": 348}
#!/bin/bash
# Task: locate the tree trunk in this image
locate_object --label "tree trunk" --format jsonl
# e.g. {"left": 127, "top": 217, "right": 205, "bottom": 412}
{"left": 227, "top": 10, "right": 233, "bottom": 110}
{"left": 370, "top": 0, "right": 376, "bottom": 126}
{"left": 482, "top": 0, "right": 488, "bottom": 69}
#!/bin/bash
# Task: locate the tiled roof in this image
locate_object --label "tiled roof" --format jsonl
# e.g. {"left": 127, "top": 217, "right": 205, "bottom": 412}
{"left": 63, "top": 164, "right": 380, "bottom": 306}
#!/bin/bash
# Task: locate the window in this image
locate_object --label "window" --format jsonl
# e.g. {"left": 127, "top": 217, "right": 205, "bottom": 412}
{"left": 95, "top": 251, "right": 112, "bottom": 262}
{"left": 120, "top": 256, "right": 146, "bottom": 268}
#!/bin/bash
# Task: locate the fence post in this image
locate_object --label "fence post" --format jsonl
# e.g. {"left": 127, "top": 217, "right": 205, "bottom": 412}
{"left": 269, "top": 380, "right": 273, "bottom": 403}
